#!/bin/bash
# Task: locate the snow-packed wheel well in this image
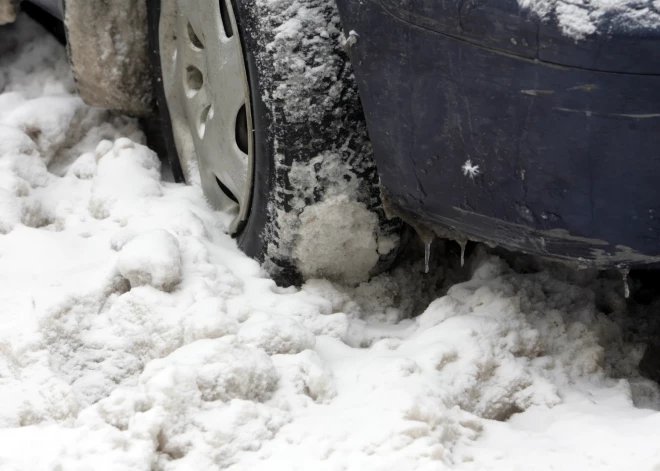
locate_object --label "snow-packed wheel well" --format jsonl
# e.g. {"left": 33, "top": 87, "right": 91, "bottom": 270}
{"left": 64, "top": 0, "right": 153, "bottom": 116}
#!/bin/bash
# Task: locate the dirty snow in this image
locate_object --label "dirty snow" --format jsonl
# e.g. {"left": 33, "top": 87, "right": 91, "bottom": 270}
{"left": 519, "top": 0, "right": 660, "bottom": 39}
{"left": 1, "top": 14, "right": 660, "bottom": 471}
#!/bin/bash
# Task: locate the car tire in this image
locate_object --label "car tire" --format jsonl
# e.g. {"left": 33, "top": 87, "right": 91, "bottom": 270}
{"left": 147, "top": 0, "right": 401, "bottom": 285}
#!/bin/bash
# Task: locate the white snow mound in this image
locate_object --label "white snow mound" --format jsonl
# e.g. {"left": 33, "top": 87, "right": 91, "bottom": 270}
{"left": 117, "top": 229, "right": 183, "bottom": 291}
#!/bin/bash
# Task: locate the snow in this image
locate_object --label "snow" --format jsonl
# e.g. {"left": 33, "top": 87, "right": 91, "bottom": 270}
{"left": 292, "top": 193, "right": 382, "bottom": 283}
{"left": 519, "top": 0, "right": 660, "bottom": 39}
{"left": 117, "top": 229, "right": 183, "bottom": 292}
{"left": 1, "top": 13, "right": 660, "bottom": 471}
{"left": 461, "top": 160, "right": 480, "bottom": 179}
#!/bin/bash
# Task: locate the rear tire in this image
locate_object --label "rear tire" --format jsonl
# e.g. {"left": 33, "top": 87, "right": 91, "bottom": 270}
{"left": 147, "top": 0, "right": 401, "bottom": 285}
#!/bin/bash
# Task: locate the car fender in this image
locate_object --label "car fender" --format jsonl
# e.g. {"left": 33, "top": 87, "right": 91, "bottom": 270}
{"left": 64, "top": 0, "right": 153, "bottom": 116}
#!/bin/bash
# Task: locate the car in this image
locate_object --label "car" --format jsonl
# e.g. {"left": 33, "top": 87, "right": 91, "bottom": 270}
{"left": 4, "top": 0, "right": 660, "bottom": 285}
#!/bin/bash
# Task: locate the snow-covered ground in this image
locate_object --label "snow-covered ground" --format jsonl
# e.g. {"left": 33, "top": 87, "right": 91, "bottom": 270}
{"left": 1, "top": 15, "right": 660, "bottom": 471}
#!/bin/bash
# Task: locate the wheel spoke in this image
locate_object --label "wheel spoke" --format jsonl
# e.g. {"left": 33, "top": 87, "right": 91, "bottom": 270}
{"left": 207, "top": 39, "right": 246, "bottom": 115}
{"left": 175, "top": 12, "right": 206, "bottom": 76}
{"left": 181, "top": 47, "right": 206, "bottom": 79}
{"left": 220, "top": 147, "right": 250, "bottom": 209}
{"left": 199, "top": 111, "right": 249, "bottom": 208}
{"left": 183, "top": 86, "right": 211, "bottom": 137}
{"left": 199, "top": 167, "right": 239, "bottom": 214}
{"left": 182, "top": 1, "right": 211, "bottom": 49}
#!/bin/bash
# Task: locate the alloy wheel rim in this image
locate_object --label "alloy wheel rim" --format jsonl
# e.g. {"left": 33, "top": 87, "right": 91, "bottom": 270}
{"left": 159, "top": 0, "right": 254, "bottom": 234}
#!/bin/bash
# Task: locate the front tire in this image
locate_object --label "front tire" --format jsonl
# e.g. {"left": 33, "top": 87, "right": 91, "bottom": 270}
{"left": 148, "top": 0, "right": 401, "bottom": 285}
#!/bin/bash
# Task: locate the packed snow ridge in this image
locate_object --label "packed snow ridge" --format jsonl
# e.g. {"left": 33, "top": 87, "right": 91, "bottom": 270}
{"left": 519, "top": 0, "right": 660, "bottom": 39}
{"left": 1, "top": 14, "right": 660, "bottom": 471}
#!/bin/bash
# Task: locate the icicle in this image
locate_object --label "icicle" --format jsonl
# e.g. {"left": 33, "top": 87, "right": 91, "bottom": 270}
{"left": 424, "top": 241, "right": 431, "bottom": 273}
{"left": 621, "top": 268, "right": 630, "bottom": 299}
{"left": 459, "top": 240, "right": 467, "bottom": 267}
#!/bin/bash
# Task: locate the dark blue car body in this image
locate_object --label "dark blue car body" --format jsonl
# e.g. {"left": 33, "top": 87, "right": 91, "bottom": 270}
{"left": 335, "top": 0, "right": 660, "bottom": 269}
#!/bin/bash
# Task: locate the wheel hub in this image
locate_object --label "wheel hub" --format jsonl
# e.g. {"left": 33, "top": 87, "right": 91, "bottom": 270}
{"left": 159, "top": 0, "right": 254, "bottom": 234}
